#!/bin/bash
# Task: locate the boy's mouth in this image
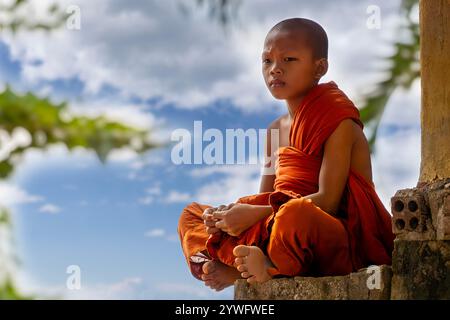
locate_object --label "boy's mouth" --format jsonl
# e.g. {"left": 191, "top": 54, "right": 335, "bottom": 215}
{"left": 270, "top": 79, "right": 286, "bottom": 87}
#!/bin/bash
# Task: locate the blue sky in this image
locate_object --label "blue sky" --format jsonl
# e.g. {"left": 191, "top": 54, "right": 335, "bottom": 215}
{"left": 0, "top": 0, "right": 420, "bottom": 299}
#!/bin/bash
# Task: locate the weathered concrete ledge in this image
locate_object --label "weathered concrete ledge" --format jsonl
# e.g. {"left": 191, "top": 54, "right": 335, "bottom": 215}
{"left": 234, "top": 265, "right": 392, "bottom": 300}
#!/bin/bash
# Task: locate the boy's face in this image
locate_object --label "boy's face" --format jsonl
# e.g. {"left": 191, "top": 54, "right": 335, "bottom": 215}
{"left": 262, "top": 30, "right": 322, "bottom": 102}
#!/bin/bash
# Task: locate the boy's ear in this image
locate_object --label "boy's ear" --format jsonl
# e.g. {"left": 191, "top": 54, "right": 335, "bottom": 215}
{"left": 315, "top": 58, "right": 328, "bottom": 79}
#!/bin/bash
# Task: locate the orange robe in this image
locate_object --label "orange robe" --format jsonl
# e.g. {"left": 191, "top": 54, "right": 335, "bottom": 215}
{"left": 178, "top": 81, "right": 394, "bottom": 280}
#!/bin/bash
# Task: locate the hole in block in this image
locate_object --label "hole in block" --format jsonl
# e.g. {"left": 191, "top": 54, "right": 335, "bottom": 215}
{"left": 408, "top": 200, "right": 418, "bottom": 212}
{"left": 394, "top": 200, "right": 405, "bottom": 212}
{"left": 395, "top": 218, "right": 405, "bottom": 230}
{"left": 409, "top": 217, "right": 419, "bottom": 230}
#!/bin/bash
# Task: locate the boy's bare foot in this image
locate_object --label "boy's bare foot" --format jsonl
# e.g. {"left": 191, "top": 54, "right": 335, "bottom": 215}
{"left": 201, "top": 260, "right": 241, "bottom": 291}
{"left": 233, "top": 245, "right": 273, "bottom": 284}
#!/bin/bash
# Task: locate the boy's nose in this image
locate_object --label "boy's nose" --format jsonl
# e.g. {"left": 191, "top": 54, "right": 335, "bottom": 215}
{"left": 270, "top": 66, "right": 282, "bottom": 75}
{"left": 270, "top": 63, "right": 282, "bottom": 75}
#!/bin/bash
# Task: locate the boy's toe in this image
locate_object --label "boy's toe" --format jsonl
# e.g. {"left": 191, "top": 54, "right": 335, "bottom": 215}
{"left": 234, "top": 257, "right": 245, "bottom": 266}
{"left": 233, "top": 245, "right": 250, "bottom": 257}
{"left": 201, "top": 273, "right": 214, "bottom": 281}
{"left": 204, "top": 280, "right": 217, "bottom": 288}
{"left": 202, "top": 260, "right": 216, "bottom": 274}
{"left": 237, "top": 264, "right": 247, "bottom": 272}
{"left": 246, "top": 275, "right": 258, "bottom": 284}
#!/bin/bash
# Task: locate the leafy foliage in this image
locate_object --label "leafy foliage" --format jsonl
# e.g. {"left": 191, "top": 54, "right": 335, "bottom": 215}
{"left": 359, "top": 0, "right": 420, "bottom": 150}
{"left": 177, "top": 0, "right": 241, "bottom": 30}
{"left": 0, "top": 0, "right": 68, "bottom": 33}
{"left": 0, "top": 90, "right": 163, "bottom": 299}
{"left": 195, "top": 0, "right": 241, "bottom": 26}
{"left": 0, "top": 207, "right": 36, "bottom": 299}
{"left": 0, "top": 86, "right": 163, "bottom": 179}
{"left": 0, "top": 1, "right": 163, "bottom": 299}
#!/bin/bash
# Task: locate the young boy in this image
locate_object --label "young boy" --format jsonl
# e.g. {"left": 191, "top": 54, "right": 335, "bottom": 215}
{"left": 178, "top": 18, "right": 394, "bottom": 291}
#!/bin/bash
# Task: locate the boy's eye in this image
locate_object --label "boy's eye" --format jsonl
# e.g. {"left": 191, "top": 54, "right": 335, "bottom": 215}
{"left": 284, "top": 57, "right": 297, "bottom": 62}
{"left": 262, "top": 59, "right": 271, "bottom": 64}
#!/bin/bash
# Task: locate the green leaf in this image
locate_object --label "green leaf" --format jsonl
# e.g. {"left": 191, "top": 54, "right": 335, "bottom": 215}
{"left": 0, "top": 87, "right": 166, "bottom": 179}
{"left": 358, "top": 0, "right": 419, "bottom": 150}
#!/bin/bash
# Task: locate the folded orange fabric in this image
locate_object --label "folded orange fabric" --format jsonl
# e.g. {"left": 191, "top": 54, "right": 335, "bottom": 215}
{"left": 178, "top": 81, "right": 394, "bottom": 279}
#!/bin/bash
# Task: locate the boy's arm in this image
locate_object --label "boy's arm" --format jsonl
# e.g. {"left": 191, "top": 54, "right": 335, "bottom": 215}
{"left": 303, "top": 119, "right": 357, "bottom": 215}
{"left": 259, "top": 170, "right": 276, "bottom": 193}
{"left": 254, "top": 119, "right": 356, "bottom": 217}
{"left": 259, "top": 118, "right": 280, "bottom": 193}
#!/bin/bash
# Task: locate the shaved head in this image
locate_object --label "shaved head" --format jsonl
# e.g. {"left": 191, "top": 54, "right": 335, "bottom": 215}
{"left": 267, "top": 18, "right": 328, "bottom": 60}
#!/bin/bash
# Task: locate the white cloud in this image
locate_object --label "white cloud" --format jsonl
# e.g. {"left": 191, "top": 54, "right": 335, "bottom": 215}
{"left": 0, "top": 183, "right": 43, "bottom": 207}
{"left": 372, "top": 81, "right": 421, "bottom": 210}
{"left": 144, "top": 228, "right": 179, "bottom": 243}
{"left": 0, "top": 128, "right": 32, "bottom": 162}
{"left": 25, "top": 276, "right": 145, "bottom": 300}
{"left": 38, "top": 203, "right": 61, "bottom": 214}
{"left": 377, "top": 80, "right": 421, "bottom": 127}
{"left": 126, "top": 171, "right": 154, "bottom": 182}
{"left": 15, "top": 271, "right": 233, "bottom": 299}
{"left": 129, "top": 156, "right": 164, "bottom": 170}
{"left": 107, "top": 148, "right": 140, "bottom": 163}
{"left": 5, "top": 103, "right": 166, "bottom": 179}
{"left": 18, "top": 143, "right": 96, "bottom": 167}
{"left": 145, "top": 185, "right": 161, "bottom": 195}
{"left": 372, "top": 129, "right": 420, "bottom": 211}
{"left": 1, "top": 0, "right": 407, "bottom": 112}
{"left": 154, "top": 282, "right": 232, "bottom": 299}
{"left": 163, "top": 190, "right": 191, "bottom": 204}
{"left": 69, "top": 102, "right": 161, "bottom": 132}
{"left": 11, "top": 144, "right": 98, "bottom": 188}
{"left": 0, "top": 221, "right": 16, "bottom": 286}
{"left": 190, "top": 164, "right": 262, "bottom": 207}
{"left": 137, "top": 184, "right": 162, "bottom": 205}
{"left": 138, "top": 196, "right": 153, "bottom": 205}
{"left": 67, "top": 101, "right": 169, "bottom": 163}
{"left": 144, "top": 228, "right": 165, "bottom": 238}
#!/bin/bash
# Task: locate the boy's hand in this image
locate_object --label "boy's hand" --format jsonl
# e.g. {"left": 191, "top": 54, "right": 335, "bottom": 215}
{"left": 212, "top": 203, "right": 259, "bottom": 237}
{"left": 202, "top": 203, "right": 236, "bottom": 235}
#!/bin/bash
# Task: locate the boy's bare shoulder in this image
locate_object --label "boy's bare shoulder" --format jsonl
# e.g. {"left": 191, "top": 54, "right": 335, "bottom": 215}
{"left": 268, "top": 113, "right": 290, "bottom": 130}
{"left": 267, "top": 113, "right": 291, "bottom": 148}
